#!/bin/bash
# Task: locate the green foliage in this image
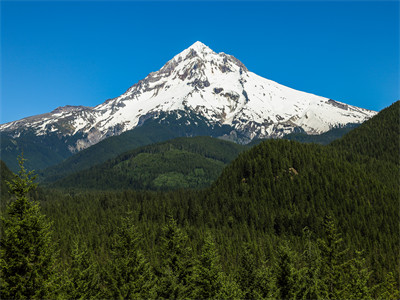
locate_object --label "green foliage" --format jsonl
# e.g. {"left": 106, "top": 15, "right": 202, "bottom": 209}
{"left": 331, "top": 100, "right": 399, "bottom": 165}
{"left": 297, "top": 227, "right": 323, "bottom": 299}
{"left": 218, "top": 275, "right": 244, "bottom": 299}
{"left": 346, "top": 250, "right": 372, "bottom": 299}
{"left": 191, "top": 232, "right": 225, "bottom": 298}
{"left": 315, "top": 216, "right": 373, "bottom": 299}
{"left": 0, "top": 130, "right": 82, "bottom": 172}
{"left": 105, "top": 213, "right": 155, "bottom": 299}
{"left": 63, "top": 240, "right": 100, "bottom": 299}
{"left": 0, "top": 160, "right": 14, "bottom": 199}
{"left": 274, "top": 243, "right": 299, "bottom": 299}
{"left": 40, "top": 111, "right": 237, "bottom": 183}
{"left": 50, "top": 136, "right": 247, "bottom": 190}
{"left": 6, "top": 154, "right": 38, "bottom": 198}
{"left": 374, "top": 272, "right": 400, "bottom": 299}
{"left": 0, "top": 155, "right": 59, "bottom": 299}
{"left": 157, "top": 216, "right": 195, "bottom": 299}
{"left": 236, "top": 244, "right": 261, "bottom": 299}
{"left": 317, "top": 215, "right": 351, "bottom": 298}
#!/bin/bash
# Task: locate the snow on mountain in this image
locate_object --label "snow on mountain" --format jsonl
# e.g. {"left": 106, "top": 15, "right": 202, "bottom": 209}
{"left": 0, "top": 41, "right": 376, "bottom": 151}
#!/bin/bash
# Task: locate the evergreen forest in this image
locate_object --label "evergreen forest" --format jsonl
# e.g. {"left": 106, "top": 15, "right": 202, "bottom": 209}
{"left": 0, "top": 101, "right": 399, "bottom": 299}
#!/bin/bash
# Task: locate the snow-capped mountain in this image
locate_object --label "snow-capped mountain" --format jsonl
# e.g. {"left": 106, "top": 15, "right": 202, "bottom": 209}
{"left": 0, "top": 41, "right": 376, "bottom": 151}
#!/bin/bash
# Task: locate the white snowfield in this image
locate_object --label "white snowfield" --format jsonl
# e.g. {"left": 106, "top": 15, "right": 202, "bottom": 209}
{"left": 0, "top": 41, "right": 376, "bottom": 149}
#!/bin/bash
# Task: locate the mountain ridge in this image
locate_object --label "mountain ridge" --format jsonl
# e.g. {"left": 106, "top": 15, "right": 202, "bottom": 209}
{"left": 48, "top": 136, "right": 248, "bottom": 191}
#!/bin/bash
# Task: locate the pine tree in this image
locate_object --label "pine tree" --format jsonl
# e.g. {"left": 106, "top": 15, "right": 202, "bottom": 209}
{"left": 157, "top": 216, "right": 194, "bottom": 299}
{"left": 0, "top": 155, "right": 59, "bottom": 299}
{"left": 64, "top": 240, "right": 100, "bottom": 299}
{"left": 274, "top": 243, "right": 298, "bottom": 300}
{"left": 236, "top": 243, "right": 263, "bottom": 299}
{"left": 297, "top": 227, "right": 323, "bottom": 299}
{"left": 317, "top": 215, "right": 350, "bottom": 299}
{"left": 106, "top": 213, "right": 155, "bottom": 299}
{"left": 191, "top": 232, "right": 224, "bottom": 298}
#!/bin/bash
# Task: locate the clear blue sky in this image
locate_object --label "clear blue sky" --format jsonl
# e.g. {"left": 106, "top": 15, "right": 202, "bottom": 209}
{"left": 1, "top": 0, "right": 399, "bottom": 124}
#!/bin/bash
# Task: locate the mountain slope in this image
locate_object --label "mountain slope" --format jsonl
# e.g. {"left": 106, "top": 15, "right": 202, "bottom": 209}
{"left": 0, "top": 130, "right": 87, "bottom": 172}
{"left": 40, "top": 111, "right": 236, "bottom": 183}
{"left": 207, "top": 144, "right": 398, "bottom": 280}
{"left": 331, "top": 100, "right": 399, "bottom": 164}
{"left": 50, "top": 136, "right": 247, "bottom": 190}
{"left": 0, "top": 42, "right": 375, "bottom": 171}
{"left": 205, "top": 102, "right": 399, "bottom": 277}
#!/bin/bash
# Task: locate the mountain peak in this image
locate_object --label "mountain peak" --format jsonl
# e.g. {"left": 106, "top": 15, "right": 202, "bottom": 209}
{"left": 172, "top": 41, "right": 215, "bottom": 62}
{"left": 188, "top": 41, "right": 210, "bottom": 52}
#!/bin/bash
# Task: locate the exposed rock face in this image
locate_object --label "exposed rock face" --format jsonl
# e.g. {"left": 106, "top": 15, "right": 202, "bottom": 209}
{"left": 0, "top": 41, "right": 376, "bottom": 151}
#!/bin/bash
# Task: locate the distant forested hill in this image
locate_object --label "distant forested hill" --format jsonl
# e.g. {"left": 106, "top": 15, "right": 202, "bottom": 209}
{"left": 39, "top": 112, "right": 235, "bottom": 183}
{"left": 50, "top": 136, "right": 248, "bottom": 190}
{"left": 331, "top": 101, "right": 399, "bottom": 164}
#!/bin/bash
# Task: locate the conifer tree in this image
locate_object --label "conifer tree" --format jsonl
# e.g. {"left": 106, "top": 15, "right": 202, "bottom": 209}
{"left": 317, "top": 215, "right": 350, "bottom": 299}
{"left": 106, "top": 213, "right": 155, "bottom": 299}
{"left": 236, "top": 243, "right": 262, "bottom": 299}
{"left": 297, "top": 227, "right": 323, "bottom": 299}
{"left": 274, "top": 243, "right": 298, "bottom": 300}
{"left": 64, "top": 240, "right": 100, "bottom": 299}
{"left": 157, "top": 216, "right": 194, "bottom": 299}
{"left": 0, "top": 155, "right": 59, "bottom": 299}
{"left": 191, "top": 232, "right": 224, "bottom": 298}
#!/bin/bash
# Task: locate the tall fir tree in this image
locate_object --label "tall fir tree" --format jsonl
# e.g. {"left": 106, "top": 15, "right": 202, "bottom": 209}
{"left": 317, "top": 215, "right": 350, "bottom": 299}
{"left": 297, "top": 227, "right": 323, "bottom": 299}
{"left": 157, "top": 216, "right": 195, "bottom": 299}
{"left": 274, "top": 243, "right": 299, "bottom": 300}
{"left": 63, "top": 240, "right": 101, "bottom": 299}
{"left": 0, "top": 155, "right": 59, "bottom": 299}
{"left": 191, "top": 232, "right": 224, "bottom": 298}
{"left": 236, "top": 243, "right": 262, "bottom": 299}
{"left": 105, "top": 213, "right": 155, "bottom": 299}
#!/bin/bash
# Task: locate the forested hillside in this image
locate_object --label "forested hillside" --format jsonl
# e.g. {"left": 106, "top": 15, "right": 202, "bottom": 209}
{"left": 40, "top": 112, "right": 235, "bottom": 183}
{"left": 1, "top": 102, "right": 398, "bottom": 299}
{"left": 331, "top": 101, "right": 399, "bottom": 164}
{"left": 0, "top": 131, "right": 84, "bottom": 172}
{"left": 210, "top": 138, "right": 398, "bottom": 278}
{"left": 51, "top": 136, "right": 247, "bottom": 190}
